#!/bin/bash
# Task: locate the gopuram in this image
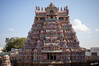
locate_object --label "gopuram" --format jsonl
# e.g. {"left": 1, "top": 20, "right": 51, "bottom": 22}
{"left": 18, "top": 3, "right": 86, "bottom": 66}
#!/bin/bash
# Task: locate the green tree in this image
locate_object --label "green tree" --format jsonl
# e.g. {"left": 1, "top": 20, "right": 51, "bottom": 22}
{"left": 5, "top": 37, "right": 26, "bottom": 51}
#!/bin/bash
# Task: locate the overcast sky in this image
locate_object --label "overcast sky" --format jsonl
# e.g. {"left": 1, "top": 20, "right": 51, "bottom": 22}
{"left": 0, "top": 0, "right": 99, "bottom": 49}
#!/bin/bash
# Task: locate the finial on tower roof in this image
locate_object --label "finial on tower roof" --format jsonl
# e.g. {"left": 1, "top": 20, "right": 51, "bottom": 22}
{"left": 61, "top": 7, "right": 62, "bottom": 11}
{"left": 38, "top": 7, "right": 40, "bottom": 11}
{"left": 41, "top": 7, "right": 43, "bottom": 11}
{"left": 49, "top": 3, "right": 54, "bottom": 7}
{"left": 66, "top": 6, "right": 68, "bottom": 9}
{"left": 66, "top": 6, "right": 69, "bottom": 15}
{"left": 64, "top": 7, "right": 66, "bottom": 11}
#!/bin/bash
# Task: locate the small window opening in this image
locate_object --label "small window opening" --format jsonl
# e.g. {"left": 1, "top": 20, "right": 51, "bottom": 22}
{"left": 59, "top": 17, "right": 63, "bottom": 20}
{"left": 51, "top": 16, "right": 53, "bottom": 19}
{"left": 50, "top": 10, "right": 54, "bottom": 14}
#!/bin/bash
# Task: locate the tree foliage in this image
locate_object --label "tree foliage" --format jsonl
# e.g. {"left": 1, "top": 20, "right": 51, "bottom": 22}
{"left": 5, "top": 37, "right": 26, "bottom": 51}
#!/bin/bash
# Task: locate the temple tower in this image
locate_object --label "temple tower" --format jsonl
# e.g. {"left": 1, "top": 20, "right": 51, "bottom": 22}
{"left": 18, "top": 3, "right": 85, "bottom": 65}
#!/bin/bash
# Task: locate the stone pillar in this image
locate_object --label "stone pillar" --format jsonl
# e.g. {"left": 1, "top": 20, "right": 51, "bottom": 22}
{"left": 53, "top": 54, "right": 54, "bottom": 60}
{"left": 49, "top": 53, "right": 50, "bottom": 60}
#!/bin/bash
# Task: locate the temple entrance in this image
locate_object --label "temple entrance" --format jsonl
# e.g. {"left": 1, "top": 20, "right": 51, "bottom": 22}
{"left": 47, "top": 53, "right": 56, "bottom": 60}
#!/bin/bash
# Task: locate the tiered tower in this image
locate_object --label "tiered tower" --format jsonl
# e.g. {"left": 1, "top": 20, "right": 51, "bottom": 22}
{"left": 18, "top": 3, "right": 85, "bottom": 64}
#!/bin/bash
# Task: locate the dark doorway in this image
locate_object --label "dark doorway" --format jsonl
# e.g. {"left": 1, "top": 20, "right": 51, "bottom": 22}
{"left": 51, "top": 16, "right": 53, "bottom": 19}
{"left": 47, "top": 53, "right": 49, "bottom": 60}
{"left": 54, "top": 55, "right": 56, "bottom": 60}
{"left": 50, "top": 53, "right": 53, "bottom": 60}
{"left": 47, "top": 53, "right": 56, "bottom": 60}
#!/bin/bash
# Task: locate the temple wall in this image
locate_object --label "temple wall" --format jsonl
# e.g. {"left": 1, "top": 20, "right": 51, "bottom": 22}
{"left": 17, "top": 62, "right": 71, "bottom": 66}
{"left": 17, "top": 61, "right": 99, "bottom": 66}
